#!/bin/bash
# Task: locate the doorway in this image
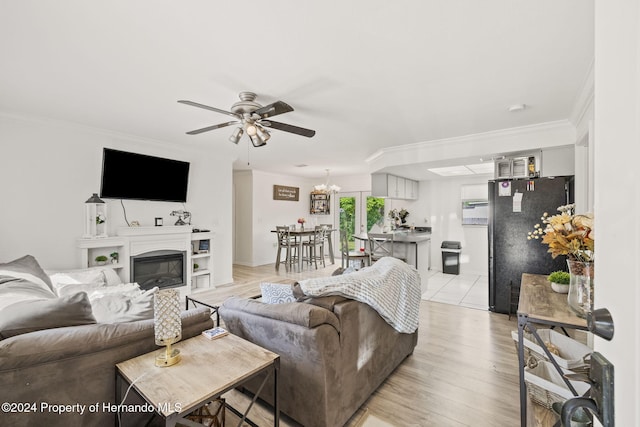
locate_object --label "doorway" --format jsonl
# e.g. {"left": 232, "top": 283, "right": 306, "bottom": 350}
{"left": 334, "top": 192, "right": 385, "bottom": 252}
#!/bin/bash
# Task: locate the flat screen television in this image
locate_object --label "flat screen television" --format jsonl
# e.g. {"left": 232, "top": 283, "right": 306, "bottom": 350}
{"left": 100, "top": 148, "right": 190, "bottom": 202}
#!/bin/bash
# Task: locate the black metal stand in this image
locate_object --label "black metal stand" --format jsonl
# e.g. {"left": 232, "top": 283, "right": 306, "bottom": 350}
{"left": 517, "top": 313, "right": 588, "bottom": 426}
{"left": 186, "top": 295, "right": 220, "bottom": 326}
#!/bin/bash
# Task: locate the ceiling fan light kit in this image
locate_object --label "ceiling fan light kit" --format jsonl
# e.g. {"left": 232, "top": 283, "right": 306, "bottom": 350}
{"left": 229, "top": 127, "right": 243, "bottom": 144}
{"left": 179, "top": 92, "right": 315, "bottom": 147}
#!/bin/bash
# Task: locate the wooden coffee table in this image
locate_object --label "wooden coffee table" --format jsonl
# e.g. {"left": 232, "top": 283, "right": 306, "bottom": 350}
{"left": 116, "top": 333, "right": 280, "bottom": 427}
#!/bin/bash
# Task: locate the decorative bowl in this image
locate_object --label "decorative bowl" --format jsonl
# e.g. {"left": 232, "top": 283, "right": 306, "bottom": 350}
{"left": 551, "top": 282, "right": 570, "bottom": 293}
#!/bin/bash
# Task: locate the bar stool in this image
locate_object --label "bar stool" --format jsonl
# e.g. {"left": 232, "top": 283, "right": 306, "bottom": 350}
{"left": 303, "top": 226, "right": 326, "bottom": 269}
{"left": 367, "top": 232, "right": 406, "bottom": 264}
{"left": 275, "top": 226, "right": 299, "bottom": 271}
{"left": 340, "top": 229, "right": 370, "bottom": 269}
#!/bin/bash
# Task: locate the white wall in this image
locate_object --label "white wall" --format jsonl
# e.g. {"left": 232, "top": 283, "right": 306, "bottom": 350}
{"left": 0, "top": 113, "right": 234, "bottom": 285}
{"left": 594, "top": 1, "right": 640, "bottom": 425}
{"left": 387, "top": 174, "right": 491, "bottom": 276}
{"left": 233, "top": 170, "right": 312, "bottom": 267}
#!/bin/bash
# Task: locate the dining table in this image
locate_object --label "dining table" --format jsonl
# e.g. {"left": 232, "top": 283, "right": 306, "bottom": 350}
{"left": 271, "top": 227, "right": 336, "bottom": 270}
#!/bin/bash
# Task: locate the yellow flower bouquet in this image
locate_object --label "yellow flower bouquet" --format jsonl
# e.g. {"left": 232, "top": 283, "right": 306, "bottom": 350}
{"left": 527, "top": 204, "right": 594, "bottom": 262}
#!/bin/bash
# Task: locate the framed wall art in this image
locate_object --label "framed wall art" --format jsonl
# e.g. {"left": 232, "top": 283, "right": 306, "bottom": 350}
{"left": 273, "top": 185, "right": 299, "bottom": 201}
{"left": 310, "top": 192, "right": 330, "bottom": 215}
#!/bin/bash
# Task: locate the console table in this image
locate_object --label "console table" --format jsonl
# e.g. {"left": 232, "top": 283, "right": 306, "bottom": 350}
{"left": 517, "top": 273, "right": 588, "bottom": 427}
{"left": 116, "top": 333, "right": 280, "bottom": 427}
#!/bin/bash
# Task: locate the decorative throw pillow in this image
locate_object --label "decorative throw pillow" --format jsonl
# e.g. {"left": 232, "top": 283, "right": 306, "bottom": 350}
{"left": 0, "top": 255, "right": 57, "bottom": 310}
{"left": 260, "top": 283, "right": 297, "bottom": 304}
{"left": 0, "top": 292, "right": 96, "bottom": 340}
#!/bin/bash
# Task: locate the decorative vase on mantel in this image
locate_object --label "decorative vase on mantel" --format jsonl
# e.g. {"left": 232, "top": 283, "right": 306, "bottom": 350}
{"left": 566, "top": 259, "right": 594, "bottom": 318}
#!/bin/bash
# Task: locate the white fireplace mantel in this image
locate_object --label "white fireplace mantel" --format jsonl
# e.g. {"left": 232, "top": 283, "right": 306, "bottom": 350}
{"left": 118, "top": 226, "right": 193, "bottom": 257}
{"left": 116, "top": 226, "right": 194, "bottom": 237}
{"left": 77, "top": 225, "right": 214, "bottom": 298}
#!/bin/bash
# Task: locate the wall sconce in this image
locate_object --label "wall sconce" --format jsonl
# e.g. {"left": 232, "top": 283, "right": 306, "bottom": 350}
{"left": 154, "top": 289, "right": 182, "bottom": 367}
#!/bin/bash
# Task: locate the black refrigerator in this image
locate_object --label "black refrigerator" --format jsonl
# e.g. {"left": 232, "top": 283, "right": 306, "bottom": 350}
{"left": 488, "top": 176, "right": 574, "bottom": 314}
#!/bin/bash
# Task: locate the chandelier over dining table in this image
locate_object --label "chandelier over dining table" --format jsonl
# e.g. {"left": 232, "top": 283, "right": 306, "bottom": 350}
{"left": 314, "top": 169, "right": 341, "bottom": 193}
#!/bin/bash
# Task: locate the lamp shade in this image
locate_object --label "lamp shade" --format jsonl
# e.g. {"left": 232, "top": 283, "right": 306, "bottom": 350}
{"left": 154, "top": 289, "right": 182, "bottom": 366}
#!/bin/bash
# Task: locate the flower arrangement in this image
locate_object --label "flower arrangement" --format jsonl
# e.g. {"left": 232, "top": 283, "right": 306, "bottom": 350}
{"left": 527, "top": 204, "right": 594, "bottom": 262}
{"left": 388, "top": 208, "right": 410, "bottom": 224}
{"left": 96, "top": 213, "right": 106, "bottom": 224}
{"left": 297, "top": 217, "right": 306, "bottom": 225}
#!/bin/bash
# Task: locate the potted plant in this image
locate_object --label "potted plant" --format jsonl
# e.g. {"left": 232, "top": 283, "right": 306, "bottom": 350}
{"left": 193, "top": 263, "right": 199, "bottom": 271}
{"left": 547, "top": 270, "right": 570, "bottom": 293}
{"left": 95, "top": 255, "right": 108, "bottom": 266}
{"left": 109, "top": 251, "right": 119, "bottom": 264}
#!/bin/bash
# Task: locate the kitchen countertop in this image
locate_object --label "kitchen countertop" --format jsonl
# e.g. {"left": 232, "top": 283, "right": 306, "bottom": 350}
{"left": 354, "top": 229, "right": 432, "bottom": 243}
{"left": 390, "top": 230, "right": 432, "bottom": 243}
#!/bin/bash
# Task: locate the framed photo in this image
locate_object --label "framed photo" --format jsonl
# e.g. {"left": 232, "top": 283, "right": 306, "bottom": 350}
{"left": 198, "top": 239, "right": 210, "bottom": 253}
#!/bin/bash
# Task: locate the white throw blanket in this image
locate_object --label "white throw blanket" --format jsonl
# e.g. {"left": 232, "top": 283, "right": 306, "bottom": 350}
{"left": 298, "top": 257, "right": 421, "bottom": 333}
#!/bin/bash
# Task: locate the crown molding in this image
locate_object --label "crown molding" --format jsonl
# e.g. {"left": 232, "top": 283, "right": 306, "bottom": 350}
{"left": 569, "top": 58, "right": 595, "bottom": 131}
{"left": 365, "top": 120, "right": 574, "bottom": 164}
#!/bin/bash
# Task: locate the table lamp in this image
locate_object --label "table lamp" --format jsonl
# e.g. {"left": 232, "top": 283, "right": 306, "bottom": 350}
{"left": 154, "top": 289, "right": 182, "bottom": 367}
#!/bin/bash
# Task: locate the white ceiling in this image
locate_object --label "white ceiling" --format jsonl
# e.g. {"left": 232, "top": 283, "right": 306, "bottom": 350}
{"left": 0, "top": 1, "right": 594, "bottom": 180}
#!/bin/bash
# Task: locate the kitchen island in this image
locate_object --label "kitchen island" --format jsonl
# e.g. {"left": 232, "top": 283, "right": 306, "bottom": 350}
{"left": 356, "top": 229, "right": 431, "bottom": 271}
{"left": 388, "top": 230, "right": 432, "bottom": 270}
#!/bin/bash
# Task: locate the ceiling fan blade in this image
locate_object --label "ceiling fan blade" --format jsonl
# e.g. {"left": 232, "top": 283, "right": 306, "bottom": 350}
{"left": 178, "top": 100, "right": 241, "bottom": 119}
{"left": 186, "top": 121, "right": 239, "bottom": 135}
{"left": 262, "top": 120, "right": 316, "bottom": 138}
{"left": 253, "top": 101, "right": 294, "bottom": 119}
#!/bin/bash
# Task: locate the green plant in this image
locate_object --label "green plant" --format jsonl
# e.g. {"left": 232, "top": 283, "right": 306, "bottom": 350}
{"left": 109, "top": 251, "right": 118, "bottom": 260}
{"left": 548, "top": 271, "right": 570, "bottom": 285}
{"left": 193, "top": 263, "right": 199, "bottom": 270}
{"left": 95, "top": 255, "right": 108, "bottom": 262}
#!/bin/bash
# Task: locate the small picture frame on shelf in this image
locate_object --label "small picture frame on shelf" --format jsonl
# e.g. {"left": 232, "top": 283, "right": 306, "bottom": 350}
{"left": 155, "top": 217, "right": 163, "bottom": 226}
{"left": 196, "top": 239, "right": 209, "bottom": 254}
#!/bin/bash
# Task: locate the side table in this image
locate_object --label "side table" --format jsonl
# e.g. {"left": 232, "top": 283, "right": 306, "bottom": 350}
{"left": 517, "top": 273, "right": 588, "bottom": 427}
{"left": 116, "top": 333, "right": 280, "bottom": 427}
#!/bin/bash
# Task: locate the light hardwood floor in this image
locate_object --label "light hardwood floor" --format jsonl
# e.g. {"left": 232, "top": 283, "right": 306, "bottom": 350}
{"left": 202, "top": 262, "right": 553, "bottom": 427}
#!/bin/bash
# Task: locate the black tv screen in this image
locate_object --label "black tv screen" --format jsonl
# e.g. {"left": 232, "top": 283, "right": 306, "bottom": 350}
{"left": 100, "top": 148, "right": 190, "bottom": 202}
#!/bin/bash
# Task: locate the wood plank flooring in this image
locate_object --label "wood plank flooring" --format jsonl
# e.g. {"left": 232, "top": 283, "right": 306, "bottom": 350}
{"left": 196, "top": 262, "right": 555, "bottom": 427}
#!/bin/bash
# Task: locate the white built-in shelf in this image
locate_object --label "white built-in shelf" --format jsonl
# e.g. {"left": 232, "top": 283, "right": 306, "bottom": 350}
{"left": 77, "top": 228, "right": 215, "bottom": 293}
{"left": 190, "top": 231, "right": 214, "bottom": 291}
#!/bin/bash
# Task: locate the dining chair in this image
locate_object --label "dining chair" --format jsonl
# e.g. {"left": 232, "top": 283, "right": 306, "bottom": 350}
{"left": 302, "top": 226, "right": 327, "bottom": 269}
{"left": 340, "top": 229, "right": 370, "bottom": 269}
{"left": 275, "top": 226, "right": 299, "bottom": 271}
{"left": 318, "top": 224, "right": 332, "bottom": 263}
{"left": 367, "top": 232, "right": 406, "bottom": 264}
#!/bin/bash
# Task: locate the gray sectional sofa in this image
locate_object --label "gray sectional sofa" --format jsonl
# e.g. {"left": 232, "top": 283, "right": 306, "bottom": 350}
{"left": 220, "top": 259, "right": 420, "bottom": 427}
{"left": 0, "top": 255, "right": 213, "bottom": 427}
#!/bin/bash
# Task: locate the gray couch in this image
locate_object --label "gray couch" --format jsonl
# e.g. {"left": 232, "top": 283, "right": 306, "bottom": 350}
{"left": 0, "top": 307, "right": 212, "bottom": 427}
{"left": 220, "top": 292, "right": 418, "bottom": 427}
{"left": 0, "top": 255, "right": 213, "bottom": 427}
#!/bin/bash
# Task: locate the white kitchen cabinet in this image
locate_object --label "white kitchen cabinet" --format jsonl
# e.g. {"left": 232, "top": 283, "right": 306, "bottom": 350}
{"left": 541, "top": 146, "right": 575, "bottom": 177}
{"left": 371, "top": 174, "right": 418, "bottom": 200}
{"left": 405, "top": 179, "right": 419, "bottom": 199}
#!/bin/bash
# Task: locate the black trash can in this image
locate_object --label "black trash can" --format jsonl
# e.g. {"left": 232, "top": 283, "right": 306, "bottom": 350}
{"left": 441, "top": 241, "right": 462, "bottom": 275}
